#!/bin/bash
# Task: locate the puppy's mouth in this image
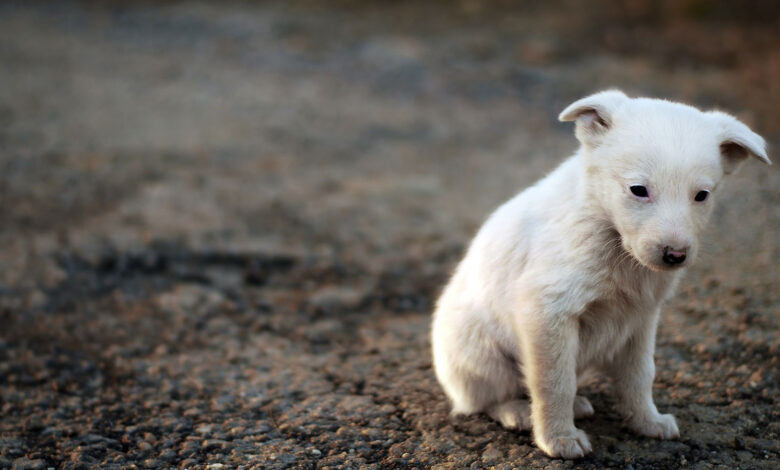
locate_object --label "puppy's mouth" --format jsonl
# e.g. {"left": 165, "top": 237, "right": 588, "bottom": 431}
{"left": 640, "top": 259, "right": 684, "bottom": 272}
{"left": 618, "top": 237, "right": 682, "bottom": 272}
{"left": 627, "top": 246, "right": 688, "bottom": 272}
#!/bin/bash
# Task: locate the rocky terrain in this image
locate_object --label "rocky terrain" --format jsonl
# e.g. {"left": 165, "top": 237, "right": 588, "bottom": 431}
{"left": 0, "top": 1, "right": 777, "bottom": 469}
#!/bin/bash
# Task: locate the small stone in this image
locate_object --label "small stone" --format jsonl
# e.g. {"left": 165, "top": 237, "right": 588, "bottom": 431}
{"left": 159, "top": 449, "right": 177, "bottom": 462}
{"left": 748, "top": 370, "right": 765, "bottom": 388}
{"left": 216, "top": 395, "right": 234, "bottom": 406}
{"left": 174, "top": 421, "right": 193, "bottom": 432}
{"left": 310, "top": 286, "right": 366, "bottom": 311}
{"left": 183, "top": 407, "right": 203, "bottom": 417}
{"left": 243, "top": 426, "right": 269, "bottom": 436}
{"left": 23, "top": 417, "right": 44, "bottom": 432}
{"left": 202, "top": 439, "right": 228, "bottom": 451}
{"left": 481, "top": 445, "right": 503, "bottom": 463}
{"left": 310, "top": 448, "right": 322, "bottom": 457}
{"left": 40, "top": 427, "right": 63, "bottom": 438}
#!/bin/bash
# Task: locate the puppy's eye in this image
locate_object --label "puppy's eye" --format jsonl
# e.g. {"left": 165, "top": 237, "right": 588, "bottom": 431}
{"left": 694, "top": 190, "right": 709, "bottom": 202}
{"left": 630, "top": 185, "right": 649, "bottom": 198}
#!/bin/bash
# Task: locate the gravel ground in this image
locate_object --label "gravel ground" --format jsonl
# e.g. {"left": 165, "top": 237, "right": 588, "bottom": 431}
{"left": 0, "top": 1, "right": 778, "bottom": 469}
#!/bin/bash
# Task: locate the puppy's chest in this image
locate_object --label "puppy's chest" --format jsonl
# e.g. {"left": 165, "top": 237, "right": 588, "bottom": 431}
{"left": 576, "top": 272, "right": 669, "bottom": 366}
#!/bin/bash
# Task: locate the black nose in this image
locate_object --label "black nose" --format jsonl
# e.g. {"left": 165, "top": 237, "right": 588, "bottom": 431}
{"left": 662, "top": 246, "right": 686, "bottom": 265}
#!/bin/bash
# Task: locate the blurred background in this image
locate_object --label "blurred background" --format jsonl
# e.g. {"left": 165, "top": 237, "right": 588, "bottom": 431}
{"left": 0, "top": 1, "right": 777, "bottom": 469}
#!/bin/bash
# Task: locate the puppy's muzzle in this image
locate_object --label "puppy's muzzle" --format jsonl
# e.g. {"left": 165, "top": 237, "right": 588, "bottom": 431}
{"left": 662, "top": 246, "right": 687, "bottom": 266}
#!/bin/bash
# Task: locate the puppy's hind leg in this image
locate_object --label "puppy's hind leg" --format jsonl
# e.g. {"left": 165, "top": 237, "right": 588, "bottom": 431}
{"left": 488, "top": 399, "right": 531, "bottom": 430}
{"left": 574, "top": 395, "right": 594, "bottom": 420}
{"left": 434, "top": 331, "right": 524, "bottom": 422}
{"left": 443, "top": 360, "right": 522, "bottom": 418}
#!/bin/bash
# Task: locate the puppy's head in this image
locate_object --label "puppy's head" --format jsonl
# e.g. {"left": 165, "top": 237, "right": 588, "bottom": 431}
{"left": 560, "top": 90, "right": 771, "bottom": 272}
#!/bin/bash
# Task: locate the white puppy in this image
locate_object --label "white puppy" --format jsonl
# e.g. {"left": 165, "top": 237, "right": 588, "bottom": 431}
{"left": 431, "top": 90, "right": 770, "bottom": 459}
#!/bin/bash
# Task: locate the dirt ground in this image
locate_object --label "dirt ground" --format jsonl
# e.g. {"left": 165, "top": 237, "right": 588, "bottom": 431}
{"left": 0, "top": 1, "right": 778, "bottom": 469}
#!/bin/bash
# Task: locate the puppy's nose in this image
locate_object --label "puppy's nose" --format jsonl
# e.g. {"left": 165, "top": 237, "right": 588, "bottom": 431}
{"left": 662, "top": 246, "right": 687, "bottom": 265}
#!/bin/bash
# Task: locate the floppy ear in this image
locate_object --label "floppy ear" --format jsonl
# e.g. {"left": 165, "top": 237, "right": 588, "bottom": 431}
{"left": 559, "top": 90, "right": 628, "bottom": 148}
{"left": 707, "top": 111, "right": 771, "bottom": 174}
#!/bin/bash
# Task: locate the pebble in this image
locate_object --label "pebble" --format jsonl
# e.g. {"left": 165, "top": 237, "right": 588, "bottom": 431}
{"left": 197, "top": 424, "right": 213, "bottom": 434}
{"left": 202, "top": 439, "right": 228, "bottom": 451}
{"left": 310, "top": 286, "right": 366, "bottom": 311}
{"left": 159, "top": 449, "right": 177, "bottom": 462}
{"left": 481, "top": 446, "right": 503, "bottom": 463}
{"left": 748, "top": 370, "right": 765, "bottom": 387}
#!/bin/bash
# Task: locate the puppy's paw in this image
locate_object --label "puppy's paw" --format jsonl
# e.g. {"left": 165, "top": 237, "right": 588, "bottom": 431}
{"left": 573, "top": 395, "right": 594, "bottom": 419}
{"left": 536, "top": 428, "right": 592, "bottom": 459}
{"left": 629, "top": 413, "right": 679, "bottom": 439}
{"left": 488, "top": 399, "right": 531, "bottom": 430}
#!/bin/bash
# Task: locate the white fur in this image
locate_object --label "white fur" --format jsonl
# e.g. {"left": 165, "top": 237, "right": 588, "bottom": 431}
{"left": 431, "top": 90, "right": 769, "bottom": 459}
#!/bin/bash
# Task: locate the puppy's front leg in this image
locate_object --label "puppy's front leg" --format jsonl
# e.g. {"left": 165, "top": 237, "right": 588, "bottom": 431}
{"left": 606, "top": 310, "right": 679, "bottom": 440}
{"left": 520, "top": 312, "right": 591, "bottom": 459}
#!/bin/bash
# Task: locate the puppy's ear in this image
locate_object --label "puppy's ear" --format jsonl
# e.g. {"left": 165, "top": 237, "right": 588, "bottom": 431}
{"left": 707, "top": 111, "right": 771, "bottom": 174}
{"left": 559, "top": 90, "right": 628, "bottom": 148}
